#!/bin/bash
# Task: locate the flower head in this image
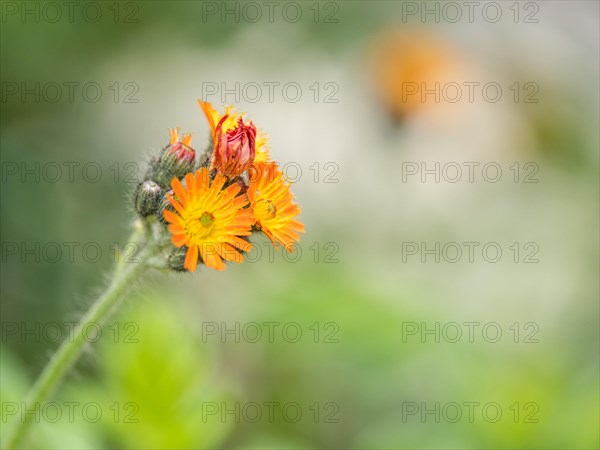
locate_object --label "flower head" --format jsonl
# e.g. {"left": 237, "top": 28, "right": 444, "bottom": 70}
{"left": 247, "top": 162, "right": 304, "bottom": 251}
{"left": 198, "top": 100, "right": 271, "bottom": 166}
{"left": 213, "top": 116, "right": 257, "bottom": 178}
{"left": 162, "top": 168, "right": 253, "bottom": 271}
{"left": 136, "top": 101, "right": 303, "bottom": 272}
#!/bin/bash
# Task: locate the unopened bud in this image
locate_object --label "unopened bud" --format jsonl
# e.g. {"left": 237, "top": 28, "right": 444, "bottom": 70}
{"left": 154, "top": 128, "right": 197, "bottom": 186}
{"left": 157, "top": 189, "right": 174, "bottom": 224}
{"left": 135, "top": 180, "right": 162, "bottom": 217}
{"left": 169, "top": 246, "right": 189, "bottom": 272}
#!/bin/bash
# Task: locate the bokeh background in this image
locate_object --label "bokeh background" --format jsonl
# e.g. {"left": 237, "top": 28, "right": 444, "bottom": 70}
{"left": 1, "top": 1, "right": 599, "bottom": 448}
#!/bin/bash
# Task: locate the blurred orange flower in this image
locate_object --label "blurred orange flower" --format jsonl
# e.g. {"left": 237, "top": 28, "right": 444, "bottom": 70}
{"left": 370, "top": 29, "right": 465, "bottom": 120}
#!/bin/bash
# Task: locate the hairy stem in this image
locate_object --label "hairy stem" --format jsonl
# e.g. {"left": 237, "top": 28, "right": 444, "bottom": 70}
{"left": 4, "top": 229, "right": 157, "bottom": 449}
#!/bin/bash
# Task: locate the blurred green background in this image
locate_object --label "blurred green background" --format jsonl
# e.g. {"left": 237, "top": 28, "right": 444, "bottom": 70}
{"left": 1, "top": 1, "right": 599, "bottom": 448}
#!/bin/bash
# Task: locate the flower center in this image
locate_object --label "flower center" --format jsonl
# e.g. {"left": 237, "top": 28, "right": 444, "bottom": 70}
{"left": 185, "top": 211, "right": 215, "bottom": 240}
{"left": 256, "top": 199, "right": 277, "bottom": 219}
{"left": 200, "top": 211, "right": 215, "bottom": 227}
{"left": 266, "top": 201, "right": 277, "bottom": 217}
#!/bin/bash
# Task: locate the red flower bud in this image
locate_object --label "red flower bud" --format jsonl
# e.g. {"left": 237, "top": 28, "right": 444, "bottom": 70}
{"left": 212, "top": 116, "right": 256, "bottom": 178}
{"left": 151, "top": 128, "right": 197, "bottom": 187}
{"left": 168, "top": 128, "right": 195, "bottom": 164}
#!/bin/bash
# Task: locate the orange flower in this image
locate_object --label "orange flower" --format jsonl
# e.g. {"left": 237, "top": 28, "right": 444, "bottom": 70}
{"left": 198, "top": 100, "right": 271, "bottom": 163}
{"left": 247, "top": 162, "right": 304, "bottom": 251}
{"left": 163, "top": 168, "right": 253, "bottom": 271}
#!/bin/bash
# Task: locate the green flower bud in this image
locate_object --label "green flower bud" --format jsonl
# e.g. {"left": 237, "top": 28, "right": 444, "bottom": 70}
{"left": 156, "top": 189, "right": 174, "bottom": 224}
{"left": 168, "top": 246, "right": 189, "bottom": 272}
{"left": 134, "top": 180, "right": 161, "bottom": 217}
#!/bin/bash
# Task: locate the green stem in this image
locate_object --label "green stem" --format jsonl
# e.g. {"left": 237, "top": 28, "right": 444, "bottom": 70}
{"left": 4, "top": 232, "right": 158, "bottom": 449}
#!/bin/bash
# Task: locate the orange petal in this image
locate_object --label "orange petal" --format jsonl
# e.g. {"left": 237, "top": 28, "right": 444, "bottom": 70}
{"left": 195, "top": 168, "right": 210, "bottom": 193}
{"left": 181, "top": 133, "right": 193, "bottom": 147}
{"left": 198, "top": 100, "right": 218, "bottom": 131}
{"left": 211, "top": 172, "right": 226, "bottom": 193}
{"left": 171, "top": 177, "right": 188, "bottom": 206}
{"left": 168, "top": 197, "right": 186, "bottom": 216}
{"left": 163, "top": 209, "right": 181, "bottom": 225}
{"left": 171, "top": 233, "right": 187, "bottom": 247}
{"left": 184, "top": 172, "right": 196, "bottom": 198}
{"left": 218, "top": 243, "right": 244, "bottom": 263}
{"left": 229, "top": 236, "right": 253, "bottom": 252}
{"left": 184, "top": 245, "right": 199, "bottom": 272}
{"left": 199, "top": 244, "right": 226, "bottom": 271}
{"left": 169, "top": 127, "right": 179, "bottom": 145}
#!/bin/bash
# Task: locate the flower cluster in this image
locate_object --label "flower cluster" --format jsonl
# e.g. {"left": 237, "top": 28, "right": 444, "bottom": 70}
{"left": 134, "top": 101, "right": 304, "bottom": 271}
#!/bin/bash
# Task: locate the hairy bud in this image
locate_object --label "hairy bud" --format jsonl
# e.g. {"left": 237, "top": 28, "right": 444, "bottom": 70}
{"left": 153, "top": 128, "right": 197, "bottom": 187}
{"left": 135, "top": 180, "right": 162, "bottom": 217}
